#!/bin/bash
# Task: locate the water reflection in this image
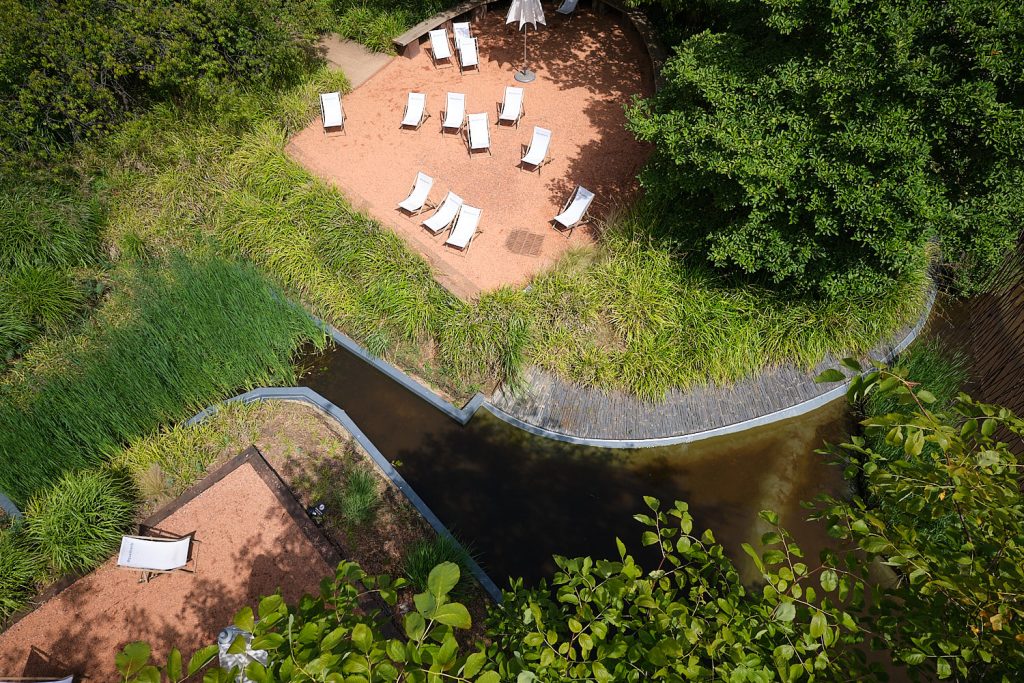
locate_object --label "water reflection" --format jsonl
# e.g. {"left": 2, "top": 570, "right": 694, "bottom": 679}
{"left": 299, "top": 345, "right": 851, "bottom": 585}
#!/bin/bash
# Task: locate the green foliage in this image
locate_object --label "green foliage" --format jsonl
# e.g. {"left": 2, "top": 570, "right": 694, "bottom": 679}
{"left": 814, "top": 366, "right": 1024, "bottom": 680}
{"left": 0, "top": 256, "right": 320, "bottom": 504}
{"left": 487, "top": 497, "right": 872, "bottom": 681}
{"left": 627, "top": 0, "right": 1024, "bottom": 297}
{"left": 339, "top": 467, "right": 381, "bottom": 526}
{"left": 333, "top": 0, "right": 447, "bottom": 53}
{"left": 402, "top": 534, "right": 476, "bottom": 596}
{"left": 116, "top": 560, "right": 495, "bottom": 683}
{"left": 0, "top": 525, "right": 41, "bottom": 623}
{"left": 0, "top": 0, "right": 334, "bottom": 159}
{"left": 24, "top": 468, "right": 136, "bottom": 575}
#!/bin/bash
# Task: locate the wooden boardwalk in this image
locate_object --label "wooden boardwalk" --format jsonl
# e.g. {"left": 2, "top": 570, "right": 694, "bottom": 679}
{"left": 490, "top": 295, "right": 934, "bottom": 443}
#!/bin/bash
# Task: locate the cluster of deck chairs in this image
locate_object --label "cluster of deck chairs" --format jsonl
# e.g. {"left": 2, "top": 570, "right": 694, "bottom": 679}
{"left": 399, "top": 171, "right": 596, "bottom": 248}
{"left": 428, "top": 22, "right": 479, "bottom": 72}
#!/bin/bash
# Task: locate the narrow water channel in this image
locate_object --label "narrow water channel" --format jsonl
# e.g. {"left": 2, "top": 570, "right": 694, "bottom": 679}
{"left": 298, "top": 345, "right": 853, "bottom": 587}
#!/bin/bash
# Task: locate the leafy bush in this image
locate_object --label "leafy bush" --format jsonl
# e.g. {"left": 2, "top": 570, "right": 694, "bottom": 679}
{"left": 628, "top": 0, "right": 1024, "bottom": 298}
{"left": 402, "top": 534, "right": 476, "bottom": 596}
{"left": 0, "top": 256, "right": 321, "bottom": 503}
{"left": 0, "top": 526, "right": 41, "bottom": 623}
{"left": 0, "top": 0, "right": 334, "bottom": 159}
{"left": 864, "top": 340, "right": 968, "bottom": 418}
{"left": 24, "top": 469, "right": 136, "bottom": 575}
{"left": 339, "top": 467, "right": 380, "bottom": 526}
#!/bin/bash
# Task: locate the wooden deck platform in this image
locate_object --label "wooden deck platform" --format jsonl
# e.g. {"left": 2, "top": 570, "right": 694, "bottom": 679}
{"left": 489, "top": 293, "right": 934, "bottom": 443}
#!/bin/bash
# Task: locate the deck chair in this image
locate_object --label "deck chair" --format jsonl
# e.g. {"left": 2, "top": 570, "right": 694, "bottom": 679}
{"left": 497, "top": 86, "right": 525, "bottom": 127}
{"left": 422, "top": 192, "right": 463, "bottom": 234}
{"left": 553, "top": 185, "right": 595, "bottom": 237}
{"left": 398, "top": 172, "right": 435, "bottom": 215}
{"left": 555, "top": 0, "right": 579, "bottom": 16}
{"left": 117, "top": 534, "right": 197, "bottom": 583}
{"left": 0, "top": 677, "right": 74, "bottom": 682}
{"left": 401, "top": 92, "right": 429, "bottom": 129}
{"left": 466, "top": 113, "right": 491, "bottom": 155}
{"left": 442, "top": 92, "right": 466, "bottom": 136}
{"left": 521, "top": 126, "right": 553, "bottom": 172}
{"left": 453, "top": 21, "right": 473, "bottom": 49}
{"left": 458, "top": 37, "right": 480, "bottom": 74}
{"left": 429, "top": 29, "right": 452, "bottom": 67}
{"left": 320, "top": 92, "right": 344, "bottom": 134}
{"left": 445, "top": 205, "right": 482, "bottom": 252}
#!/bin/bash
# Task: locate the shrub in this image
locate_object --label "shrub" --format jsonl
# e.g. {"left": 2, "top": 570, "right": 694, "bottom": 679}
{"left": 339, "top": 467, "right": 380, "bottom": 526}
{"left": 25, "top": 469, "right": 137, "bottom": 575}
{"left": 402, "top": 534, "right": 476, "bottom": 596}
{"left": 0, "top": 526, "right": 41, "bottom": 623}
{"left": 333, "top": 0, "right": 446, "bottom": 53}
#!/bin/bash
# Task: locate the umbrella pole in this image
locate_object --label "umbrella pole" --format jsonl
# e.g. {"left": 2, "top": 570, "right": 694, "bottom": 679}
{"left": 515, "top": 24, "right": 536, "bottom": 83}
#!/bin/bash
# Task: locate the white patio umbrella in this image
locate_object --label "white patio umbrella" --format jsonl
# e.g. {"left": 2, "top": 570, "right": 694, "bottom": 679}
{"left": 506, "top": 0, "right": 546, "bottom": 83}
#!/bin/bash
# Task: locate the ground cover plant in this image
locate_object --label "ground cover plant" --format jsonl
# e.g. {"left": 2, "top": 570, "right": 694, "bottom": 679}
{"left": 628, "top": 0, "right": 1024, "bottom": 298}
{"left": 334, "top": 0, "right": 448, "bottom": 52}
{"left": 0, "top": 255, "right": 321, "bottom": 504}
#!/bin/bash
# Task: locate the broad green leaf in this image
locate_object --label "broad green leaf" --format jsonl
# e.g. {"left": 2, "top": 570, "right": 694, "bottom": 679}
{"left": 427, "top": 562, "right": 461, "bottom": 598}
{"left": 810, "top": 611, "right": 827, "bottom": 639}
{"left": 166, "top": 648, "right": 182, "bottom": 681}
{"left": 816, "top": 369, "right": 845, "bottom": 383}
{"left": 775, "top": 601, "right": 796, "bottom": 622}
{"left": 352, "top": 623, "right": 373, "bottom": 653}
{"left": 477, "top": 672, "right": 501, "bottom": 683}
{"left": 432, "top": 602, "right": 472, "bottom": 629}
{"left": 187, "top": 645, "right": 219, "bottom": 676}
{"left": 463, "top": 652, "right": 486, "bottom": 678}
{"left": 227, "top": 635, "right": 247, "bottom": 655}
{"left": 116, "top": 642, "right": 151, "bottom": 677}
{"left": 233, "top": 606, "right": 255, "bottom": 633}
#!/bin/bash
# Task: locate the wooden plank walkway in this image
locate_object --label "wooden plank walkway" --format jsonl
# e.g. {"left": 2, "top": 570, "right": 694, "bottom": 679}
{"left": 490, "top": 296, "right": 934, "bottom": 441}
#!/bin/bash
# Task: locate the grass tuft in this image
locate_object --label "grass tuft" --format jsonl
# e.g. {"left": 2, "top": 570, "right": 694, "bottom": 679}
{"left": 0, "top": 526, "right": 41, "bottom": 623}
{"left": 340, "top": 467, "right": 380, "bottom": 527}
{"left": 24, "top": 468, "right": 137, "bottom": 575}
{"left": 402, "top": 533, "right": 477, "bottom": 596}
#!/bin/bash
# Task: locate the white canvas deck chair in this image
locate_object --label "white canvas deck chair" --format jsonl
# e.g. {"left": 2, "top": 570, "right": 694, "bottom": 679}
{"left": 556, "top": 0, "right": 579, "bottom": 17}
{"left": 466, "top": 113, "right": 491, "bottom": 156}
{"left": 429, "top": 29, "right": 453, "bottom": 67}
{"left": 398, "top": 172, "right": 435, "bottom": 215}
{"left": 117, "top": 534, "right": 197, "bottom": 583}
{"left": 453, "top": 21, "right": 473, "bottom": 49}
{"left": 320, "top": 92, "right": 344, "bottom": 134}
{"left": 497, "top": 86, "right": 525, "bottom": 127}
{"left": 521, "top": 126, "right": 552, "bottom": 172}
{"left": 553, "top": 185, "right": 595, "bottom": 237}
{"left": 401, "top": 92, "right": 429, "bottom": 130}
{"left": 442, "top": 92, "right": 466, "bottom": 136}
{"left": 458, "top": 36, "right": 480, "bottom": 74}
{"left": 422, "top": 192, "right": 463, "bottom": 234}
{"left": 0, "top": 677, "right": 75, "bottom": 682}
{"left": 445, "top": 205, "right": 482, "bottom": 252}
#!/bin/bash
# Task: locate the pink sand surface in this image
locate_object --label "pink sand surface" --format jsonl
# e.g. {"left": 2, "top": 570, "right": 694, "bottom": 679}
{"left": 287, "top": 9, "right": 654, "bottom": 298}
{"left": 0, "top": 464, "right": 332, "bottom": 681}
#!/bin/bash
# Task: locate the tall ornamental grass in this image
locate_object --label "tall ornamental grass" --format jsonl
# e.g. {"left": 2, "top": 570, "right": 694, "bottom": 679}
{"left": 0, "top": 256, "right": 321, "bottom": 504}
{"left": 24, "top": 469, "right": 137, "bottom": 575}
{"left": 0, "top": 526, "right": 41, "bottom": 623}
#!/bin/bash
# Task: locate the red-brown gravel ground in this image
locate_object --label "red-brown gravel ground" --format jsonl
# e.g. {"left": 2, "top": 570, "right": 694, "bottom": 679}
{"left": 0, "top": 464, "right": 332, "bottom": 680}
{"left": 287, "top": 8, "right": 654, "bottom": 298}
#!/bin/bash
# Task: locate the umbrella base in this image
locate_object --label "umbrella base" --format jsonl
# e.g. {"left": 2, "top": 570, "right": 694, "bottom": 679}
{"left": 514, "top": 68, "right": 537, "bottom": 83}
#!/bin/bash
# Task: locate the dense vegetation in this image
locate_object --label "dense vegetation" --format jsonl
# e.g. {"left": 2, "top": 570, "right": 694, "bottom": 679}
{"left": 628, "top": 0, "right": 1024, "bottom": 298}
{"left": 0, "top": 256, "right": 320, "bottom": 504}
{"left": 335, "top": 0, "right": 447, "bottom": 52}
{"left": 115, "top": 369, "right": 1024, "bottom": 682}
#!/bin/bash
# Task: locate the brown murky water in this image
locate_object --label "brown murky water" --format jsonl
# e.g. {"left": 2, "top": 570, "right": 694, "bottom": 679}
{"left": 299, "top": 345, "right": 852, "bottom": 586}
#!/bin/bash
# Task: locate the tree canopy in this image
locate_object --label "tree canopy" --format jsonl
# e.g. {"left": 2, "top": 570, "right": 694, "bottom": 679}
{"left": 627, "top": 0, "right": 1024, "bottom": 298}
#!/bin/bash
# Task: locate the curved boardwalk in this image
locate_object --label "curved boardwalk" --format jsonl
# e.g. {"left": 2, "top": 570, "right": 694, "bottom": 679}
{"left": 489, "top": 291, "right": 936, "bottom": 445}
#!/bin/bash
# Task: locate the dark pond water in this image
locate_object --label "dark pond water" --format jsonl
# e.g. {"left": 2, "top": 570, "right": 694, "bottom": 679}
{"left": 298, "top": 344, "right": 853, "bottom": 587}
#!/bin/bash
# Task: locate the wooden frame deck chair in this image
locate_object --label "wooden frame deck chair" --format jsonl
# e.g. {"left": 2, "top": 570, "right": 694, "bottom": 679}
{"left": 552, "top": 185, "right": 595, "bottom": 237}
{"left": 320, "top": 92, "right": 345, "bottom": 135}
{"left": 453, "top": 21, "right": 473, "bottom": 49}
{"left": 555, "top": 0, "right": 579, "bottom": 17}
{"left": 0, "top": 677, "right": 74, "bottom": 682}
{"left": 520, "top": 126, "right": 553, "bottom": 172}
{"left": 458, "top": 37, "right": 480, "bottom": 74}
{"left": 398, "top": 172, "right": 435, "bottom": 215}
{"left": 497, "top": 86, "right": 525, "bottom": 128}
{"left": 117, "top": 534, "right": 197, "bottom": 582}
{"left": 445, "top": 205, "right": 482, "bottom": 252}
{"left": 442, "top": 92, "right": 466, "bottom": 136}
{"left": 422, "top": 192, "right": 463, "bottom": 234}
{"left": 428, "top": 29, "right": 453, "bottom": 67}
{"left": 466, "top": 113, "right": 491, "bottom": 156}
{"left": 401, "top": 92, "right": 429, "bottom": 130}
